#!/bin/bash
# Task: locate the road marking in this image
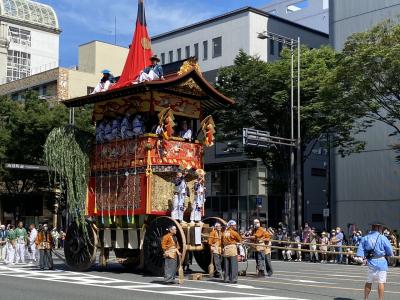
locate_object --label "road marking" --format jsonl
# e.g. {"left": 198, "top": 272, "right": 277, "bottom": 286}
{"left": 0, "top": 266, "right": 308, "bottom": 300}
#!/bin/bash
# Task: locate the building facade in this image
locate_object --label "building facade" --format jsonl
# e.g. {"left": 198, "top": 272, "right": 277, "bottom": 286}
{"left": 0, "top": 0, "right": 60, "bottom": 84}
{"left": 261, "top": 0, "right": 329, "bottom": 34}
{"left": 152, "top": 6, "right": 329, "bottom": 229}
{"left": 0, "top": 40, "right": 128, "bottom": 101}
{"left": 330, "top": 0, "right": 400, "bottom": 232}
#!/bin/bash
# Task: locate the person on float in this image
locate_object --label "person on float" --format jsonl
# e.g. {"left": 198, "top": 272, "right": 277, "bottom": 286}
{"left": 161, "top": 225, "right": 181, "bottom": 284}
{"left": 171, "top": 169, "right": 189, "bottom": 223}
{"left": 137, "top": 55, "right": 165, "bottom": 83}
{"left": 95, "top": 119, "right": 106, "bottom": 143}
{"left": 132, "top": 114, "right": 145, "bottom": 136}
{"left": 91, "top": 70, "right": 114, "bottom": 94}
{"left": 178, "top": 120, "right": 192, "bottom": 141}
{"left": 356, "top": 222, "right": 394, "bottom": 300}
{"left": 15, "top": 221, "right": 27, "bottom": 264}
{"left": 121, "top": 113, "right": 133, "bottom": 139}
{"left": 35, "top": 223, "right": 54, "bottom": 270}
{"left": 250, "top": 219, "right": 267, "bottom": 277}
{"left": 208, "top": 222, "right": 223, "bottom": 279}
{"left": 104, "top": 118, "right": 113, "bottom": 142}
{"left": 28, "top": 223, "right": 38, "bottom": 263}
{"left": 111, "top": 117, "right": 122, "bottom": 140}
{"left": 222, "top": 220, "right": 242, "bottom": 284}
{"left": 190, "top": 169, "right": 206, "bottom": 224}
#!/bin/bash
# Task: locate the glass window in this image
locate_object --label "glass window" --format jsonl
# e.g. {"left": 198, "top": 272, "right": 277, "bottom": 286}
{"left": 6, "top": 49, "right": 31, "bottom": 82}
{"left": 185, "top": 46, "right": 190, "bottom": 58}
{"left": 212, "top": 37, "right": 222, "bottom": 58}
{"left": 177, "top": 48, "right": 181, "bottom": 61}
{"left": 278, "top": 42, "right": 283, "bottom": 56}
{"left": 269, "top": 39, "right": 275, "bottom": 55}
{"left": 160, "top": 53, "right": 165, "bottom": 65}
{"left": 168, "top": 50, "right": 173, "bottom": 63}
{"left": 194, "top": 43, "right": 199, "bottom": 59}
{"left": 203, "top": 41, "right": 208, "bottom": 60}
{"left": 8, "top": 26, "right": 31, "bottom": 47}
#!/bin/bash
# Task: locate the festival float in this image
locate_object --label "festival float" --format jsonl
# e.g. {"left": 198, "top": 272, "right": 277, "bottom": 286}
{"left": 44, "top": 0, "right": 234, "bottom": 275}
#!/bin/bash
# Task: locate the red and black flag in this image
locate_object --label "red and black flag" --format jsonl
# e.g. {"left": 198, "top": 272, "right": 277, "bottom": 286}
{"left": 111, "top": 0, "right": 153, "bottom": 89}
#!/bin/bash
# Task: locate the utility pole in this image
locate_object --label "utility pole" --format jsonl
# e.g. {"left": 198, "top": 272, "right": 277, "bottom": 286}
{"left": 257, "top": 31, "right": 301, "bottom": 231}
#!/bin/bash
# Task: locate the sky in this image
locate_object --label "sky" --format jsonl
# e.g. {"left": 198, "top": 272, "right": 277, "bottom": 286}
{"left": 38, "top": 0, "right": 273, "bottom": 67}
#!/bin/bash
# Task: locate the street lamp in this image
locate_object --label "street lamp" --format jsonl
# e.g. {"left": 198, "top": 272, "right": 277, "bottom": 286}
{"left": 257, "top": 31, "right": 302, "bottom": 230}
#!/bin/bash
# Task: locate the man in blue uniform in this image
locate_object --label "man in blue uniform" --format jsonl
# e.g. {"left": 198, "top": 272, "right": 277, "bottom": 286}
{"left": 356, "top": 222, "right": 394, "bottom": 300}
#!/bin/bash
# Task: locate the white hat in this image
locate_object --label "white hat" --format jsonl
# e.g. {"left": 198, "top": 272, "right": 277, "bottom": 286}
{"left": 227, "top": 220, "right": 237, "bottom": 227}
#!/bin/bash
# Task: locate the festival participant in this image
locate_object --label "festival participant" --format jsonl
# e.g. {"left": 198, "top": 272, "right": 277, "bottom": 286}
{"left": 222, "top": 220, "right": 242, "bottom": 284}
{"left": 208, "top": 222, "right": 223, "bottom": 279}
{"left": 36, "top": 223, "right": 54, "bottom": 270}
{"left": 104, "top": 119, "right": 113, "bottom": 142}
{"left": 250, "top": 219, "right": 266, "bottom": 277}
{"left": 121, "top": 113, "right": 133, "bottom": 139}
{"left": 161, "top": 225, "right": 181, "bottom": 284}
{"left": 190, "top": 169, "right": 206, "bottom": 224}
{"left": 319, "top": 232, "right": 329, "bottom": 263}
{"left": 178, "top": 120, "right": 192, "bottom": 141}
{"left": 91, "top": 70, "right": 114, "bottom": 94}
{"left": 137, "top": 55, "right": 165, "bottom": 83}
{"left": 28, "top": 224, "right": 38, "bottom": 263}
{"left": 132, "top": 114, "right": 145, "bottom": 136}
{"left": 15, "top": 221, "right": 27, "bottom": 264}
{"left": 171, "top": 170, "right": 188, "bottom": 222}
{"left": 5, "top": 225, "right": 16, "bottom": 265}
{"left": 0, "top": 225, "right": 6, "bottom": 262}
{"left": 356, "top": 222, "right": 394, "bottom": 300}
{"left": 95, "top": 120, "right": 106, "bottom": 143}
{"left": 111, "top": 117, "right": 122, "bottom": 140}
{"left": 264, "top": 227, "right": 274, "bottom": 276}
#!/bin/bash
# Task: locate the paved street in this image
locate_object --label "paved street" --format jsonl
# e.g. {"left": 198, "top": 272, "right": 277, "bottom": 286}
{"left": 1, "top": 256, "right": 400, "bottom": 300}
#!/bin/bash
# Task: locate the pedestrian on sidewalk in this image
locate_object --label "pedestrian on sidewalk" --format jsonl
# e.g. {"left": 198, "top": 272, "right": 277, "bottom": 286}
{"left": 15, "top": 222, "right": 27, "bottom": 264}
{"left": 36, "top": 223, "right": 54, "bottom": 270}
{"left": 356, "top": 222, "right": 394, "bottom": 300}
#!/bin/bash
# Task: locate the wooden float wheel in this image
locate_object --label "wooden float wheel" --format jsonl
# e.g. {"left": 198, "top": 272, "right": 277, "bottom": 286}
{"left": 193, "top": 217, "right": 227, "bottom": 273}
{"left": 143, "top": 216, "right": 187, "bottom": 276}
{"left": 64, "top": 221, "right": 98, "bottom": 271}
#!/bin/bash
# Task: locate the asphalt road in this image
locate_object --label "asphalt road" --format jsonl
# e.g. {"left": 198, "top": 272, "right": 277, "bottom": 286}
{"left": 1, "top": 256, "right": 400, "bottom": 300}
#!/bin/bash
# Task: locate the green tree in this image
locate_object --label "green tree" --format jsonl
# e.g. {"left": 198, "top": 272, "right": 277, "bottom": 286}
{"left": 333, "top": 20, "right": 400, "bottom": 157}
{"left": 0, "top": 93, "right": 93, "bottom": 202}
{"left": 215, "top": 47, "right": 369, "bottom": 195}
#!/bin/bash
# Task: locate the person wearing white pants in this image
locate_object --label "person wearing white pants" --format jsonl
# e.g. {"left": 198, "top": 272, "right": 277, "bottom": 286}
{"left": 5, "top": 225, "right": 16, "bottom": 265}
{"left": 190, "top": 169, "right": 206, "bottom": 223}
{"left": 28, "top": 224, "right": 38, "bottom": 263}
{"left": 171, "top": 170, "right": 188, "bottom": 222}
{"left": 0, "top": 225, "right": 7, "bottom": 262}
{"left": 15, "top": 222, "right": 27, "bottom": 264}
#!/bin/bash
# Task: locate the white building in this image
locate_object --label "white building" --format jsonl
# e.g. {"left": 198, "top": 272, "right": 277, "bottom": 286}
{"left": 152, "top": 7, "right": 328, "bottom": 82}
{"left": 261, "top": 0, "right": 329, "bottom": 34}
{"left": 0, "top": 0, "right": 60, "bottom": 84}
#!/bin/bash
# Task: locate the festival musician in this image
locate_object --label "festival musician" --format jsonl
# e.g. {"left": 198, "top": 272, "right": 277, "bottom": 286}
{"left": 190, "top": 169, "right": 206, "bottom": 224}
{"left": 208, "top": 222, "right": 223, "bottom": 279}
{"left": 35, "top": 223, "right": 54, "bottom": 270}
{"left": 91, "top": 69, "right": 114, "bottom": 94}
{"left": 137, "top": 55, "right": 165, "bottom": 83}
{"left": 172, "top": 169, "right": 189, "bottom": 223}
{"left": 161, "top": 225, "right": 181, "bottom": 284}
{"left": 222, "top": 220, "right": 242, "bottom": 284}
{"left": 249, "top": 219, "right": 267, "bottom": 277}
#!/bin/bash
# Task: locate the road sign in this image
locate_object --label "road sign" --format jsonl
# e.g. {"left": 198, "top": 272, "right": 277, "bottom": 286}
{"left": 256, "top": 196, "right": 263, "bottom": 208}
{"left": 5, "top": 163, "right": 49, "bottom": 171}
{"left": 323, "top": 208, "right": 330, "bottom": 217}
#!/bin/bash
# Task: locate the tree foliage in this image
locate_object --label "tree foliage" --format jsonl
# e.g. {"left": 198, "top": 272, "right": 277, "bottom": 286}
{"left": 215, "top": 47, "right": 369, "bottom": 192}
{"left": 0, "top": 93, "right": 93, "bottom": 202}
